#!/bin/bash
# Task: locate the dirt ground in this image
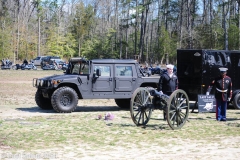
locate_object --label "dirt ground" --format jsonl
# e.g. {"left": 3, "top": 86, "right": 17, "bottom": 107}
{"left": 0, "top": 70, "right": 240, "bottom": 159}
{"left": 1, "top": 101, "right": 240, "bottom": 160}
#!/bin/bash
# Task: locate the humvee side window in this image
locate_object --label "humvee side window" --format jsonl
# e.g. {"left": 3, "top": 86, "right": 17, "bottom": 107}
{"left": 72, "top": 61, "right": 89, "bottom": 74}
{"left": 94, "top": 66, "right": 110, "bottom": 76}
{"left": 116, "top": 66, "right": 132, "bottom": 76}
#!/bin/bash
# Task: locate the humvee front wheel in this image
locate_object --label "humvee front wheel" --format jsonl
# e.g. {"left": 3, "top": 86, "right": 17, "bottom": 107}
{"left": 35, "top": 89, "right": 53, "bottom": 110}
{"left": 51, "top": 87, "right": 78, "bottom": 113}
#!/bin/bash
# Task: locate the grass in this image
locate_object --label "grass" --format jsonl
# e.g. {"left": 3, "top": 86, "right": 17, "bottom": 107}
{"left": 1, "top": 69, "right": 240, "bottom": 159}
{"left": 1, "top": 111, "right": 240, "bottom": 151}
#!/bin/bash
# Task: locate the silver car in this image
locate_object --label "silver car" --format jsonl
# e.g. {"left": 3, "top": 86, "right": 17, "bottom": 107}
{"left": 32, "top": 56, "right": 46, "bottom": 66}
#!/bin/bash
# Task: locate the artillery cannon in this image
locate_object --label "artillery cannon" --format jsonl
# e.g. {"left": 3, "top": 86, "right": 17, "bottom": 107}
{"left": 130, "top": 88, "right": 190, "bottom": 130}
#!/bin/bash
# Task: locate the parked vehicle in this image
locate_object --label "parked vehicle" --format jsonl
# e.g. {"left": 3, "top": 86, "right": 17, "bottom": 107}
{"left": 33, "top": 58, "right": 160, "bottom": 113}
{"left": 12, "top": 60, "right": 37, "bottom": 70}
{"left": 42, "top": 60, "right": 67, "bottom": 71}
{"left": 40, "top": 56, "right": 62, "bottom": 69}
{"left": 139, "top": 66, "right": 150, "bottom": 77}
{"left": 31, "top": 56, "right": 46, "bottom": 66}
{"left": 177, "top": 49, "right": 240, "bottom": 109}
{"left": 1, "top": 59, "right": 12, "bottom": 70}
{"left": 151, "top": 65, "right": 163, "bottom": 75}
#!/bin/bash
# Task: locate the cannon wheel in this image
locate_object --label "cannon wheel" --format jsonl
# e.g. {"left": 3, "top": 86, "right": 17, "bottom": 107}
{"left": 130, "top": 87, "right": 153, "bottom": 126}
{"left": 166, "top": 89, "right": 189, "bottom": 130}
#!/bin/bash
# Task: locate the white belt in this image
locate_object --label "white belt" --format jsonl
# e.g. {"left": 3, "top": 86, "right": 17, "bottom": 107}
{"left": 216, "top": 88, "right": 227, "bottom": 92}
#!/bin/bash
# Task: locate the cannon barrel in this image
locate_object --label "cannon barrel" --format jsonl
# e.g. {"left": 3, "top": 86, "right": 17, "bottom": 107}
{"left": 149, "top": 89, "right": 169, "bottom": 102}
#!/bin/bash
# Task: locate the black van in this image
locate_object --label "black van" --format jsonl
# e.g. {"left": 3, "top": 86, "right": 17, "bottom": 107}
{"left": 177, "top": 49, "right": 240, "bottom": 109}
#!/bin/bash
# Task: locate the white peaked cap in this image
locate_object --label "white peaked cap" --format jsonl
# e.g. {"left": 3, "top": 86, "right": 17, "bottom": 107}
{"left": 219, "top": 67, "right": 228, "bottom": 72}
{"left": 166, "top": 64, "right": 174, "bottom": 69}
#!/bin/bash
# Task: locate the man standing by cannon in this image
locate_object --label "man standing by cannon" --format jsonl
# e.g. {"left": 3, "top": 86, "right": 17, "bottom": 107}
{"left": 206, "top": 67, "right": 232, "bottom": 121}
{"left": 158, "top": 64, "right": 179, "bottom": 120}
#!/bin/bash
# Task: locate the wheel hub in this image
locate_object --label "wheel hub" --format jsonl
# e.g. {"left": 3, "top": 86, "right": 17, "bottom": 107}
{"left": 177, "top": 107, "right": 182, "bottom": 112}
{"left": 61, "top": 95, "right": 71, "bottom": 106}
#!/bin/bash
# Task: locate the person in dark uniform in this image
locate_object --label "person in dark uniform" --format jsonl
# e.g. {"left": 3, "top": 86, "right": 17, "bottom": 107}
{"left": 158, "top": 64, "right": 178, "bottom": 120}
{"left": 206, "top": 67, "right": 232, "bottom": 121}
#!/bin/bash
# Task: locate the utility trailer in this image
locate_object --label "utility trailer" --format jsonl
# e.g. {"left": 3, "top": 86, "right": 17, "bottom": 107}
{"left": 177, "top": 49, "right": 240, "bottom": 109}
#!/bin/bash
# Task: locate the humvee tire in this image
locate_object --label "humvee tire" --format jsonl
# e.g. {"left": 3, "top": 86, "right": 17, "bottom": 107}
{"left": 51, "top": 87, "right": 78, "bottom": 113}
{"left": 35, "top": 89, "right": 53, "bottom": 110}
{"left": 115, "top": 99, "right": 131, "bottom": 109}
{"left": 233, "top": 93, "right": 240, "bottom": 109}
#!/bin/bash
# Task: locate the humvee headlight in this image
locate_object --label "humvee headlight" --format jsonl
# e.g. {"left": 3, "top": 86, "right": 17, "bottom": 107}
{"left": 51, "top": 80, "right": 62, "bottom": 87}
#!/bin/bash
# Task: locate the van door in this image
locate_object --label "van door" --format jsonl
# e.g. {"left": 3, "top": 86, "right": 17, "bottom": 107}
{"left": 115, "top": 64, "right": 136, "bottom": 92}
{"left": 92, "top": 65, "right": 113, "bottom": 92}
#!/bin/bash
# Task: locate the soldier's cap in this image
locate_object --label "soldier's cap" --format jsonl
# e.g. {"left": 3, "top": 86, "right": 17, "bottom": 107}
{"left": 166, "top": 64, "right": 174, "bottom": 69}
{"left": 219, "top": 67, "right": 228, "bottom": 72}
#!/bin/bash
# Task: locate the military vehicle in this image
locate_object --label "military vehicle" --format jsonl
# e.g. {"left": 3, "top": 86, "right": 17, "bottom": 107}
{"left": 177, "top": 49, "right": 240, "bottom": 109}
{"left": 33, "top": 57, "right": 160, "bottom": 113}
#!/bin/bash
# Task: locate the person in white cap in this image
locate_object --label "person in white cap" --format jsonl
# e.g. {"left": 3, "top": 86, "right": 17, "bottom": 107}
{"left": 206, "top": 67, "right": 232, "bottom": 121}
{"left": 158, "top": 64, "right": 178, "bottom": 120}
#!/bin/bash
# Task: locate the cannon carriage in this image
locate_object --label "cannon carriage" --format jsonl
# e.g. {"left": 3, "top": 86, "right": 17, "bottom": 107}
{"left": 130, "top": 88, "right": 190, "bottom": 130}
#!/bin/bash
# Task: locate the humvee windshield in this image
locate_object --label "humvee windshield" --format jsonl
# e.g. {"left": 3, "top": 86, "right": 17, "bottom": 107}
{"left": 68, "top": 60, "right": 89, "bottom": 74}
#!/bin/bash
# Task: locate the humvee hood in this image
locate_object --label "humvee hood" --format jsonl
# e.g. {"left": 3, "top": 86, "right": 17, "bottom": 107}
{"left": 40, "top": 74, "right": 78, "bottom": 80}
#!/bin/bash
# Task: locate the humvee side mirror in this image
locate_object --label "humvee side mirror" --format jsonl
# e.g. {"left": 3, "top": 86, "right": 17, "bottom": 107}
{"left": 93, "top": 68, "right": 101, "bottom": 80}
{"left": 96, "top": 69, "right": 101, "bottom": 76}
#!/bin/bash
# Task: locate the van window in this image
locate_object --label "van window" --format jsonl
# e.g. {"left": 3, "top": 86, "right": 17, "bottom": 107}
{"left": 94, "top": 66, "right": 110, "bottom": 76}
{"left": 116, "top": 66, "right": 132, "bottom": 76}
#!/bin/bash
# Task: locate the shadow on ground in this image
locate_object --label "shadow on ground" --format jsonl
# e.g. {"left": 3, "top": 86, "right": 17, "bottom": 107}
{"left": 16, "top": 105, "right": 128, "bottom": 114}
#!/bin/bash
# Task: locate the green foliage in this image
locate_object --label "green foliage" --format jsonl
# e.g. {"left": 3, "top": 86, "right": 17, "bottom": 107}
{"left": 81, "top": 29, "right": 119, "bottom": 59}
{"left": 158, "top": 27, "right": 176, "bottom": 63}
{"left": 0, "top": 27, "right": 12, "bottom": 59}
{"left": 228, "top": 24, "right": 239, "bottom": 50}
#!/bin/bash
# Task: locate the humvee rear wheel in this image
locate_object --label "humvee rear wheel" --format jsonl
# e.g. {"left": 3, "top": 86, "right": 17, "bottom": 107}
{"left": 233, "top": 93, "right": 240, "bottom": 109}
{"left": 130, "top": 87, "right": 152, "bottom": 126}
{"left": 35, "top": 89, "right": 53, "bottom": 110}
{"left": 166, "top": 89, "right": 189, "bottom": 130}
{"left": 115, "top": 99, "right": 130, "bottom": 109}
{"left": 51, "top": 87, "right": 78, "bottom": 113}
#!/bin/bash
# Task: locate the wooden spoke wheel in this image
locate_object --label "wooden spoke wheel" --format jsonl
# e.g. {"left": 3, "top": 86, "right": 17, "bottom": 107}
{"left": 130, "top": 87, "right": 153, "bottom": 126}
{"left": 166, "top": 89, "right": 189, "bottom": 130}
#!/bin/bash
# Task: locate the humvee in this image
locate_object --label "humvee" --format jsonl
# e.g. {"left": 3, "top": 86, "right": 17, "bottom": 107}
{"left": 177, "top": 49, "right": 240, "bottom": 109}
{"left": 33, "top": 57, "right": 159, "bottom": 113}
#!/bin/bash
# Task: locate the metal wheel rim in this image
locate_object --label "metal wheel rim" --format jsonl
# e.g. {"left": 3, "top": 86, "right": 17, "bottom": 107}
{"left": 60, "top": 94, "right": 72, "bottom": 107}
{"left": 130, "top": 88, "right": 152, "bottom": 126}
{"left": 166, "top": 89, "right": 189, "bottom": 130}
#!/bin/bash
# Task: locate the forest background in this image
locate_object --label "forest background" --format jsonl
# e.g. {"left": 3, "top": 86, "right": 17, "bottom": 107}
{"left": 0, "top": 0, "right": 240, "bottom": 65}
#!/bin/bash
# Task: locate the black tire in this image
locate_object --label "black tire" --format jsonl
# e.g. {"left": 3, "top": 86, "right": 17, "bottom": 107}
{"left": 233, "top": 93, "right": 240, "bottom": 109}
{"left": 51, "top": 87, "right": 78, "bottom": 113}
{"left": 35, "top": 89, "right": 53, "bottom": 110}
{"left": 115, "top": 99, "right": 130, "bottom": 109}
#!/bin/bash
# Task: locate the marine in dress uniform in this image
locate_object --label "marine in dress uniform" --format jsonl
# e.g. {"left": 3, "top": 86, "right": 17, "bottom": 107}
{"left": 206, "top": 68, "right": 232, "bottom": 121}
{"left": 158, "top": 64, "right": 178, "bottom": 120}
